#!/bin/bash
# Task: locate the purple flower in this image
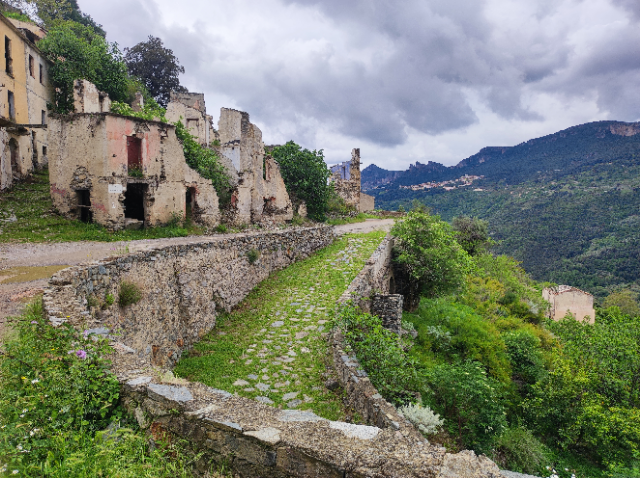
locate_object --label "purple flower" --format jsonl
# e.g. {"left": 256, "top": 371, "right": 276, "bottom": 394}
{"left": 31, "top": 321, "right": 38, "bottom": 324}
{"left": 76, "top": 350, "right": 87, "bottom": 360}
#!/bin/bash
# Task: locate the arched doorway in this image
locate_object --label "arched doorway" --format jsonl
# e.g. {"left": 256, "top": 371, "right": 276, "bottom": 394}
{"left": 9, "top": 138, "right": 19, "bottom": 178}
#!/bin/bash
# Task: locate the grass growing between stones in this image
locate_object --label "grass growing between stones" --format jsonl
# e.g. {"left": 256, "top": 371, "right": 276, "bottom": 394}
{"left": 174, "top": 231, "right": 386, "bottom": 421}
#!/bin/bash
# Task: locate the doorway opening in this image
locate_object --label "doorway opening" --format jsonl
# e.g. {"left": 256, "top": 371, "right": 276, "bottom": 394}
{"left": 9, "top": 138, "right": 18, "bottom": 178}
{"left": 185, "top": 186, "right": 196, "bottom": 220}
{"left": 76, "top": 189, "right": 92, "bottom": 223}
{"left": 124, "top": 184, "right": 146, "bottom": 222}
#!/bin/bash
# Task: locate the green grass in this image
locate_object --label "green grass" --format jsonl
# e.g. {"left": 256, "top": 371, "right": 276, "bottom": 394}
{"left": 325, "top": 212, "right": 382, "bottom": 226}
{"left": 0, "top": 170, "right": 205, "bottom": 243}
{"left": 174, "top": 231, "right": 386, "bottom": 421}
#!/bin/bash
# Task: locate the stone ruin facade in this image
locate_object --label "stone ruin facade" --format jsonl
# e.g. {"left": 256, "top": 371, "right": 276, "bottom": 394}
{"left": 48, "top": 81, "right": 294, "bottom": 230}
{"left": 48, "top": 80, "right": 219, "bottom": 230}
{"left": 216, "top": 107, "right": 293, "bottom": 225}
{"left": 542, "top": 285, "right": 595, "bottom": 323}
{"left": 330, "top": 148, "right": 375, "bottom": 212}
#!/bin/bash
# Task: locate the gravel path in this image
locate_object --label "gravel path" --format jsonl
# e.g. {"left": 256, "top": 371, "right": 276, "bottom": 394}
{"left": 0, "top": 219, "right": 394, "bottom": 333}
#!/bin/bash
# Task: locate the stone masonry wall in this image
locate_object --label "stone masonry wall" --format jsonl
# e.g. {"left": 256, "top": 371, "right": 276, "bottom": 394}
{"left": 43, "top": 228, "right": 505, "bottom": 478}
{"left": 44, "top": 226, "right": 335, "bottom": 370}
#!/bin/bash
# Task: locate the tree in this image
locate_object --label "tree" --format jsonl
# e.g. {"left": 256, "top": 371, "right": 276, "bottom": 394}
{"left": 391, "top": 211, "right": 473, "bottom": 308}
{"left": 601, "top": 289, "right": 640, "bottom": 317}
{"left": 38, "top": 21, "right": 129, "bottom": 113}
{"left": 270, "top": 141, "right": 331, "bottom": 221}
{"left": 124, "top": 36, "right": 185, "bottom": 107}
{"left": 452, "top": 216, "right": 493, "bottom": 256}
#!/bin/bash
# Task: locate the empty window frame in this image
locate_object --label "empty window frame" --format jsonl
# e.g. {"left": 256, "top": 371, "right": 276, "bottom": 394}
{"left": 8, "top": 90, "right": 15, "bottom": 120}
{"left": 28, "top": 55, "right": 34, "bottom": 77}
{"left": 5, "top": 36, "right": 12, "bottom": 75}
{"left": 39, "top": 63, "right": 43, "bottom": 84}
{"left": 41, "top": 110, "right": 46, "bottom": 125}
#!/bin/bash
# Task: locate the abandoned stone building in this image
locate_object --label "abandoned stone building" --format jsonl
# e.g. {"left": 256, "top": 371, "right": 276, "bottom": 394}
{"left": 165, "top": 91, "right": 216, "bottom": 147}
{"left": 0, "top": 13, "right": 51, "bottom": 190}
{"left": 542, "top": 285, "right": 595, "bottom": 323}
{"left": 48, "top": 81, "right": 293, "bottom": 230}
{"left": 48, "top": 80, "right": 219, "bottom": 230}
{"left": 330, "top": 148, "right": 375, "bottom": 212}
{"left": 217, "top": 107, "right": 293, "bottom": 225}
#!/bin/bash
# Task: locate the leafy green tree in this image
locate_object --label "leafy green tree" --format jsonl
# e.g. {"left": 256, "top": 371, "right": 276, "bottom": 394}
{"left": 270, "top": 141, "right": 331, "bottom": 221}
{"left": 124, "top": 36, "right": 186, "bottom": 107}
{"left": 38, "top": 21, "right": 129, "bottom": 113}
{"left": 21, "top": 0, "right": 105, "bottom": 35}
{"left": 602, "top": 289, "right": 640, "bottom": 317}
{"left": 452, "top": 216, "right": 493, "bottom": 256}
{"left": 392, "top": 211, "right": 473, "bottom": 306}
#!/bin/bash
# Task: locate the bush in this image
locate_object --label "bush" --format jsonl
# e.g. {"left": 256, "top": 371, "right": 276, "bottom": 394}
{"left": 118, "top": 281, "right": 141, "bottom": 307}
{"left": 247, "top": 249, "right": 260, "bottom": 264}
{"left": 0, "top": 301, "right": 121, "bottom": 470}
{"left": 337, "top": 304, "right": 420, "bottom": 405}
{"left": 399, "top": 403, "right": 444, "bottom": 436}
{"left": 493, "top": 426, "right": 547, "bottom": 474}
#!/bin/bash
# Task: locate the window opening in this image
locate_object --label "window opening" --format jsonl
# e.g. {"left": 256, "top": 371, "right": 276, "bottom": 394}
{"left": 5, "top": 36, "right": 12, "bottom": 75}
{"left": 127, "top": 136, "right": 142, "bottom": 175}
{"left": 76, "top": 190, "right": 92, "bottom": 223}
{"left": 186, "top": 187, "right": 196, "bottom": 219}
{"left": 42, "top": 145, "right": 47, "bottom": 157}
{"left": 8, "top": 91, "right": 15, "bottom": 121}
{"left": 41, "top": 110, "right": 46, "bottom": 125}
{"left": 39, "top": 63, "right": 43, "bottom": 84}
{"left": 28, "top": 55, "right": 34, "bottom": 77}
{"left": 124, "top": 183, "right": 146, "bottom": 221}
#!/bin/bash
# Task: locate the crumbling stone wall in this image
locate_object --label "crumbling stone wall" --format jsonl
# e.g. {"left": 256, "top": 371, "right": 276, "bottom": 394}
{"left": 48, "top": 110, "right": 219, "bottom": 230}
{"left": 166, "top": 91, "right": 215, "bottom": 147}
{"left": 218, "top": 108, "right": 293, "bottom": 225}
{"left": 42, "top": 226, "right": 505, "bottom": 478}
{"left": 330, "top": 148, "right": 375, "bottom": 212}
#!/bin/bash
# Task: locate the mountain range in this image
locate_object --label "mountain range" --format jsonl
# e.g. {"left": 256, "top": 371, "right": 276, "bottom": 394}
{"left": 365, "top": 120, "right": 640, "bottom": 299}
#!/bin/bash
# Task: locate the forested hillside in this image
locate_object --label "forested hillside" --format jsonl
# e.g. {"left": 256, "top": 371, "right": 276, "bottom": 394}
{"left": 368, "top": 121, "right": 640, "bottom": 298}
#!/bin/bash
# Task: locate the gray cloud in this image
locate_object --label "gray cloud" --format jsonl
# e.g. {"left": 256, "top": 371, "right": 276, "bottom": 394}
{"left": 77, "top": 0, "right": 640, "bottom": 167}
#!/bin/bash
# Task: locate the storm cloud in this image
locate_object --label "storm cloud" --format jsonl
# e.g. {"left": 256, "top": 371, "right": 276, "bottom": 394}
{"left": 79, "top": 0, "right": 640, "bottom": 168}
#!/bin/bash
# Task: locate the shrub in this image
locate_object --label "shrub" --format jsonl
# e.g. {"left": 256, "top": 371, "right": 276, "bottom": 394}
{"left": 399, "top": 403, "right": 444, "bottom": 436}
{"left": 247, "top": 249, "right": 260, "bottom": 264}
{"left": 337, "top": 304, "right": 420, "bottom": 405}
{"left": 493, "top": 426, "right": 547, "bottom": 474}
{"left": 215, "top": 224, "right": 228, "bottom": 233}
{"left": 104, "top": 293, "right": 115, "bottom": 307}
{"left": 111, "top": 98, "right": 168, "bottom": 123}
{"left": 118, "top": 281, "right": 141, "bottom": 307}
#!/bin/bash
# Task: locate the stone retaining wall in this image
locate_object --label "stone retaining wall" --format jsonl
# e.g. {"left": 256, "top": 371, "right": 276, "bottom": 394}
{"left": 43, "top": 226, "right": 335, "bottom": 371}
{"left": 43, "top": 227, "right": 504, "bottom": 477}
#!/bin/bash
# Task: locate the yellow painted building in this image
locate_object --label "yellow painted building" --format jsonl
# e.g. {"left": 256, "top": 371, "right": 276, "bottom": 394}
{"left": 0, "top": 13, "right": 51, "bottom": 190}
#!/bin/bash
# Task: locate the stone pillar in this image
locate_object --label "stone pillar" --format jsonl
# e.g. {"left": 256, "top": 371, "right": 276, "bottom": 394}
{"left": 372, "top": 294, "right": 404, "bottom": 334}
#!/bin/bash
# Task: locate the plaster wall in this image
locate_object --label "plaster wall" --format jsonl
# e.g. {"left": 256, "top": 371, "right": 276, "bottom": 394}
{"left": 166, "top": 91, "right": 211, "bottom": 146}
{"left": 543, "top": 287, "right": 595, "bottom": 323}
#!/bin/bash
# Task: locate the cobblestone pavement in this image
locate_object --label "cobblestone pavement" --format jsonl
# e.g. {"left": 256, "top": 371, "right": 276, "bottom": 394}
{"left": 174, "top": 232, "right": 386, "bottom": 420}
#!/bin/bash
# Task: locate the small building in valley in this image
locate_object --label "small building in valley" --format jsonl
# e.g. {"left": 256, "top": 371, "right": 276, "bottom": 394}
{"left": 330, "top": 148, "right": 375, "bottom": 212}
{"left": 0, "top": 13, "right": 51, "bottom": 190}
{"left": 542, "top": 285, "right": 595, "bottom": 323}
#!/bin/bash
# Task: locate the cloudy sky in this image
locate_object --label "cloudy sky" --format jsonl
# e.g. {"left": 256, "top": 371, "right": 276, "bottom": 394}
{"left": 78, "top": 0, "right": 640, "bottom": 170}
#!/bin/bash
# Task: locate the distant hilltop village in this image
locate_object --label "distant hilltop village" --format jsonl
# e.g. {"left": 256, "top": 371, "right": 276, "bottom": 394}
{"left": 399, "top": 174, "right": 484, "bottom": 192}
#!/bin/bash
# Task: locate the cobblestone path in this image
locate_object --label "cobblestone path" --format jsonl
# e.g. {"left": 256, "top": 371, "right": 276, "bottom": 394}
{"left": 174, "top": 231, "right": 386, "bottom": 420}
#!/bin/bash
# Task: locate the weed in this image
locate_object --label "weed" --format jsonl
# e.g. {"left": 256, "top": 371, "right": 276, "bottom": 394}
{"left": 104, "top": 293, "right": 115, "bottom": 308}
{"left": 246, "top": 249, "right": 260, "bottom": 264}
{"left": 86, "top": 295, "right": 100, "bottom": 308}
{"left": 118, "top": 282, "right": 141, "bottom": 308}
{"left": 128, "top": 166, "right": 144, "bottom": 178}
{"left": 215, "top": 224, "right": 228, "bottom": 233}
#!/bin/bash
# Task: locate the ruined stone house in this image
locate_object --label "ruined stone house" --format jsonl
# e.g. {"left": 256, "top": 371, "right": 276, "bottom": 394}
{"left": 330, "top": 148, "right": 375, "bottom": 212}
{"left": 216, "top": 107, "right": 293, "bottom": 225}
{"left": 0, "top": 13, "right": 51, "bottom": 190}
{"left": 48, "top": 80, "right": 219, "bottom": 230}
{"left": 542, "top": 285, "right": 595, "bottom": 323}
{"left": 165, "top": 91, "right": 216, "bottom": 147}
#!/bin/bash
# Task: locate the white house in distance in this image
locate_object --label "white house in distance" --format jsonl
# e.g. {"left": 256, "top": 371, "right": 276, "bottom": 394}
{"left": 542, "top": 285, "right": 595, "bottom": 323}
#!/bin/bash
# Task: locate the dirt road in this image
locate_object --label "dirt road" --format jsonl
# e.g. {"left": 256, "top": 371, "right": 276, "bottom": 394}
{"left": 0, "top": 219, "right": 395, "bottom": 329}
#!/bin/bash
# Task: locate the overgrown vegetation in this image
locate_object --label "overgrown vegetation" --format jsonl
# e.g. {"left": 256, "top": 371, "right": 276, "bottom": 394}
{"left": 271, "top": 141, "right": 331, "bottom": 221}
{"left": 111, "top": 97, "right": 168, "bottom": 122}
{"left": 38, "top": 21, "right": 130, "bottom": 113}
{"left": 118, "top": 281, "right": 142, "bottom": 307}
{"left": 174, "top": 121, "right": 233, "bottom": 206}
{"left": 340, "top": 210, "right": 640, "bottom": 477}
{"left": 0, "top": 301, "right": 235, "bottom": 477}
